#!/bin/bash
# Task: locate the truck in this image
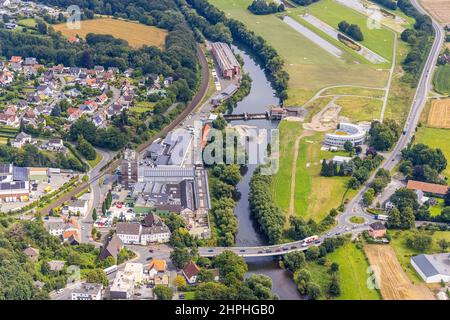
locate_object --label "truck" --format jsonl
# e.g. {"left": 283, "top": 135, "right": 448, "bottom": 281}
{"left": 375, "top": 214, "right": 389, "bottom": 221}
{"left": 103, "top": 265, "right": 118, "bottom": 275}
{"left": 301, "top": 235, "right": 319, "bottom": 247}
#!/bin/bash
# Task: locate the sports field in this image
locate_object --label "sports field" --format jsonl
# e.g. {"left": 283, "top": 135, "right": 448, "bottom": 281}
{"left": 415, "top": 126, "right": 450, "bottom": 179}
{"left": 209, "top": 0, "right": 390, "bottom": 105}
{"left": 271, "top": 120, "right": 355, "bottom": 222}
{"left": 53, "top": 18, "right": 167, "bottom": 49}
{"left": 426, "top": 98, "right": 450, "bottom": 128}
{"left": 433, "top": 65, "right": 450, "bottom": 95}
{"left": 364, "top": 245, "right": 434, "bottom": 300}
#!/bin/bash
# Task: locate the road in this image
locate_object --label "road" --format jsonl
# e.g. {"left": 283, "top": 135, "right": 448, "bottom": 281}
{"left": 198, "top": 0, "right": 445, "bottom": 258}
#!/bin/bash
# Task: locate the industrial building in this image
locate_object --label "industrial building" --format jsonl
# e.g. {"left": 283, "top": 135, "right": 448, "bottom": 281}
{"left": 211, "top": 42, "right": 240, "bottom": 79}
{"left": 144, "top": 131, "right": 192, "bottom": 167}
{"left": 411, "top": 253, "right": 450, "bottom": 283}
{"left": 0, "top": 164, "right": 30, "bottom": 201}
{"left": 121, "top": 149, "right": 138, "bottom": 190}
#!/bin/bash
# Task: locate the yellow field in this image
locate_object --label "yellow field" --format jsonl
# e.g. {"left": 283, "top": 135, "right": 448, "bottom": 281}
{"left": 364, "top": 245, "right": 435, "bottom": 300}
{"left": 427, "top": 98, "right": 450, "bottom": 128}
{"left": 420, "top": 0, "right": 450, "bottom": 24}
{"left": 53, "top": 18, "right": 167, "bottom": 49}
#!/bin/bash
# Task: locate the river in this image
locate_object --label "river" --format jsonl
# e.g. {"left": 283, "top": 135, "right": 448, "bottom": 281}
{"left": 228, "top": 45, "right": 302, "bottom": 300}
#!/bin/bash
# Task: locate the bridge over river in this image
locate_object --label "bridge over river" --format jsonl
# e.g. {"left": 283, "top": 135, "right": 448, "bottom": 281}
{"left": 198, "top": 225, "right": 370, "bottom": 258}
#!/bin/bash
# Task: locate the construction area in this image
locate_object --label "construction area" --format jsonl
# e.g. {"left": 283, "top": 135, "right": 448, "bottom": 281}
{"left": 427, "top": 98, "right": 450, "bottom": 128}
{"left": 364, "top": 245, "right": 435, "bottom": 300}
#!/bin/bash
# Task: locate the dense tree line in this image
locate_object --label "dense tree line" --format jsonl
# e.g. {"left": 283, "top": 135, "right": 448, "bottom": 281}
{"left": 398, "top": 0, "right": 434, "bottom": 84}
{"left": 248, "top": 0, "right": 285, "bottom": 15}
{"left": 400, "top": 143, "right": 447, "bottom": 184}
{"left": 195, "top": 251, "right": 278, "bottom": 300}
{"left": 371, "top": 0, "right": 397, "bottom": 10}
{"left": 0, "top": 143, "right": 86, "bottom": 172}
{"left": 183, "top": 0, "right": 289, "bottom": 101}
{"left": 387, "top": 188, "right": 418, "bottom": 229}
{"left": 338, "top": 21, "right": 364, "bottom": 41}
{"left": 368, "top": 120, "right": 401, "bottom": 151}
{"left": 249, "top": 167, "right": 285, "bottom": 244}
{"left": 288, "top": 208, "right": 339, "bottom": 241}
{"left": 291, "top": 0, "right": 320, "bottom": 6}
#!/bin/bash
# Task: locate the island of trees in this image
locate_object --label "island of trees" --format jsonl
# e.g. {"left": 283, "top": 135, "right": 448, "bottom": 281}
{"left": 248, "top": 0, "right": 285, "bottom": 15}
{"left": 338, "top": 21, "right": 364, "bottom": 42}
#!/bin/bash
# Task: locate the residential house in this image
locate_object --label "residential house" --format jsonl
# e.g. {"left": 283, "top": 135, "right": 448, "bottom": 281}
{"left": 182, "top": 261, "right": 200, "bottom": 284}
{"left": 23, "top": 247, "right": 39, "bottom": 262}
{"left": 99, "top": 234, "right": 123, "bottom": 261}
{"left": 63, "top": 199, "right": 88, "bottom": 216}
{"left": 67, "top": 107, "right": 82, "bottom": 122}
{"left": 140, "top": 213, "right": 171, "bottom": 245}
{"left": 0, "top": 113, "right": 19, "bottom": 127}
{"left": 110, "top": 263, "right": 143, "bottom": 299}
{"left": 12, "top": 132, "right": 32, "bottom": 148}
{"left": 368, "top": 222, "right": 387, "bottom": 239}
{"left": 147, "top": 259, "right": 167, "bottom": 279}
{"left": 46, "top": 138, "right": 64, "bottom": 151}
{"left": 96, "top": 93, "right": 108, "bottom": 105}
{"left": 48, "top": 260, "right": 65, "bottom": 272}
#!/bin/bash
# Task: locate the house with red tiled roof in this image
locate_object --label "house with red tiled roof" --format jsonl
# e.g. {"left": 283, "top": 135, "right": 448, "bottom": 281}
{"left": 96, "top": 93, "right": 108, "bottom": 105}
{"left": 147, "top": 259, "right": 167, "bottom": 279}
{"left": 9, "top": 56, "right": 23, "bottom": 64}
{"left": 406, "top": 180, "right": 449, "bottom": 197}
{"left": 182, "top": 261, "right": 200, "bottom": 284}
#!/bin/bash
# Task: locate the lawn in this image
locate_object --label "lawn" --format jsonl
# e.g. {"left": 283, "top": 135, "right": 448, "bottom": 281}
{"left": 209, "top": 0, "right": 389, "bottom": 106}
{"left": 305, "top": 0, "right": 396, "bottom": 60}
{"left": 428, "top": 198, "right": 445, "bottom": 217}
{"left": 327, "top": 242, "right": 381, "bottom": 300}
{"left": 306, "top": 242, "right": 381, "bottom": 300}
{"left": 87, "top": 151, "right": 102, "bottom": 169}
{"left": 53, "top": 17, "right": 168, "bottom": 49}
{"left": 433, "top": 64, "right": 450, "bottom": 95}
{"left": 389, "top": 229, "right": 450, "bottom": 283}
{"left": 336, "top": 96, "right": 383, "bottom": 122}
{"left": 414, "top": 126, "right": 450, "bottom": 179}
{"left": 131, "top": 101, "right": 155, "bottom": 113}
{"left": 18, "top": 18, "right": 37, "bottom": 29}
{"left": 271, "top": 121, "right": 355, "bottom": 222}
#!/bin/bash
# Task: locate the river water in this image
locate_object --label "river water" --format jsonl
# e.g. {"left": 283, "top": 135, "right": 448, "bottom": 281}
{"left": 229, "top": 45, "right": 302, "bottom": 300}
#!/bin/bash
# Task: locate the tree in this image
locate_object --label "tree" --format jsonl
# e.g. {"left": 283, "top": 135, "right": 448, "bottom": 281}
{"left": 329, "top": 262, "right": 339, "bottom": 274}
{"left": 343, "top": 141, "right": 353, "bottom": 153}
{"left": 154, "top": 285, "right": 173, "bottom": 300}
{"left": 197, "top": 268, "right": 215, "bottom": 283}
{"left": 406, "top": 233, "right": 432, "bottom": 251}
{"left": 77, "top": 136, "right": 96, "bottom": 161}
{"left": 438, "top": 239, "right": 449, "bottom": 251}
{"left": 400, "top": 206, "right": 415, "bottom": 229}
{"left": 327, "top": 276, "right": 340, "bottom": 297}
{"left": 86, "top": 269, "right": 108, "bottom": 287}
{"left": 195, "top": 282, "right": 229, "bottom": 300}
{"left": 305, "top": 246, "right": 320, "bottom": 261}
{"left": 170, "top": 248, "right": 191, "bottom": 269}
{"left": 295, "top": 268, "right": 311, "bottom": 295}
{"left": 173, "top": 274, "right": 187, "bottom": 290}
{"left": 92, "top": 208, "right": 97, "bottom": 222}
{"left": 363, "top": 188, "right": 375, "bottom": 206}
{"left": 387, "top": 207, "right": 401, "bottom": 229}
{"left": 306, "top": 282, "right": 321, "bottom": 300}
{"left": 283, "top": 251, "right": 305, "bottom": 271}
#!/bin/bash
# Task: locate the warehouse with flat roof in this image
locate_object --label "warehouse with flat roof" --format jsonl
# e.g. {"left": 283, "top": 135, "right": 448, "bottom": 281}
{"left": 411, "top": 253, "right": 450, "bottom": 283}
{"left": 211, "top": 42, "right": 240, "bottom": 79}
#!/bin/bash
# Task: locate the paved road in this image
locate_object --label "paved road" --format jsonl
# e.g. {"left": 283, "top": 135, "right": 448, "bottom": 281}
{"left": 199, "top": 1, "right": 444, "bottom": 258}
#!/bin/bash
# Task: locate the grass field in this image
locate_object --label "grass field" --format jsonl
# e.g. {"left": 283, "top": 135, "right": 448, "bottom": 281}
{"left": 389, "top": 229, "right": 450, "bottom": 284}
{"left": 209, "top": 0, "right": 390, "bottom": 106}
{"left": 327, "top": 242, "right": 381, "bottom": 300}
{"left": 365, "top": 244, "right": 434, "bottom": 299}
{"left": 335, "top": 96, "right": 383, "bottom": 122}
{"left": 414, "top": 126, "right": 450, "bottom": 179}
{"left": 53, "top": 18, "right": 167, "bottom": 49}
{"left": 306, "top": 242, "right": 381, "bottom": 300}
{"left": 87, "top": 151, "right": 102, "bottom": 168}
{"left": 305, "top": 0, "right": 395, "bottom": 61}
{"left": 131, "top": 101, "right": 155, "bottom": 113}
{"left": 18, "top": 18, "right": 37, "bottom": 29}
{"left": 433, "top": 64, "right": 450, "bottom": 95}
{"left": 272, "top": 120, "right": 355, "bottom": 222}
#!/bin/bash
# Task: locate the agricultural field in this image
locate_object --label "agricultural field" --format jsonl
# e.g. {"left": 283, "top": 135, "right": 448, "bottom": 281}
{"left": 209, "top": 0, "right": 390, "bottom": 106}
{"left": 388, "top": 229, "right": 450, "bottom": 284}
{"left": 433, "top": 65, "right": 450, "bottom": 95}
{"left": 364, "top": 244, "right": 435, "bottom": 300}
{"left": 18, "top": 18, "right": 37, "bottom": 29}
{"left": 271, "top": 120, "right": 355, "bottom": 222}
{"left": 414, "top": 126, "right": 450, "bottom": 179}
{"left": 53, "top": 18, "right": 168, "bottom": 49}
{"left": 0, "top": 126, "right": 19, "bottom": 143}
{"left": 426, "top": 98, "right": 450, "bottom": 128}
{"left": 420, "top": 0, "right": 450, "bottom": 24}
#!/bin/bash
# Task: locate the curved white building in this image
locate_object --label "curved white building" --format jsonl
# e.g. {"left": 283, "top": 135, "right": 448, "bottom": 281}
{"left": 324, "top": 123, "right": 366, "bottom": 148}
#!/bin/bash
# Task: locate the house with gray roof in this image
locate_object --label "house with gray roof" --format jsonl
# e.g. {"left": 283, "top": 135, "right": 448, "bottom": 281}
{"left": 411, "top": 253, "right": 450, "bottom": 283}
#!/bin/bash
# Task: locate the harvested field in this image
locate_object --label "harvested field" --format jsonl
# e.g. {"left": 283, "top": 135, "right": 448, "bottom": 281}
{"left": 420, "top": 0, "right": 450, "bottom": 24}
{"left": 364, "top": 245, "right": 435, "bottom": 300}
{"left": 53, "top": 18, "right": 167, "bottom": 49}
{"left": 427, "top": 99, "right": 450, "bottom": 128}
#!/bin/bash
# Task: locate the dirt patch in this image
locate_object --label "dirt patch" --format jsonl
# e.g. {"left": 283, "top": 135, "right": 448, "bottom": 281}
{"left": 420, "top": 0, "right": 450, "bottom": 24}
{"left": 364, "top": 245, "right": 435, "bottom": 300}
{"left": 303, "top": 97, "right": 349, "bottom": 132}
{"left": 427, "top": 99, "right": 450, "bottom": 128}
